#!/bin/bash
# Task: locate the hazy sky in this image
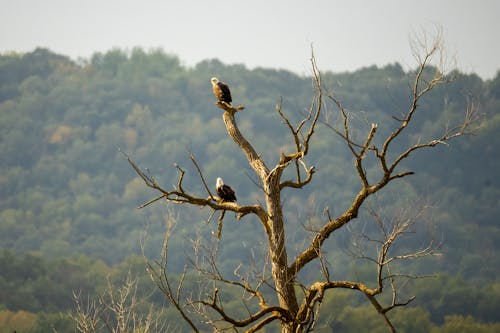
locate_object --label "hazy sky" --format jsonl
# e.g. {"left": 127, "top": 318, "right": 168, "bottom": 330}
{"left": 1, "top": 0, "right": 499, "bottom": 79}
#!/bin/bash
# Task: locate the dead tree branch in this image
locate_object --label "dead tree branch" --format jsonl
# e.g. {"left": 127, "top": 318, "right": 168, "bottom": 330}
{"left": 122, "top": 151, "right": 267, "bottom": 224}
{"left": 289, "top": 32, "right": 478, "bottom": 332}
{"left": 275, "top": 54, "right": 322, "bottom": 190}
{"left": 289, "top": 30, "right": 478, "bottom": 278}
{"left": 190, "top": 153, "right": 216, "bottom": 200}
{"left": 146, "top": 217, "right": 199, "bottom": 332}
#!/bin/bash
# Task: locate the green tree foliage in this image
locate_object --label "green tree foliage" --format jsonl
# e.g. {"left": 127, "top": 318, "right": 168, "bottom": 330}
{"left": 0, "top": 48, "right": 498, "bottom": 331}
{"left": 0, "top": 310, "right": 37, "bottom": 333}
{"left": 431, "top": 315, "right": 500, "bottom": 333}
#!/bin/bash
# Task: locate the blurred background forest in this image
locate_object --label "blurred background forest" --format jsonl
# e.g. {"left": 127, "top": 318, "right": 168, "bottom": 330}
{"left": 0, "top": 48, "right": 498, "bottom": 332}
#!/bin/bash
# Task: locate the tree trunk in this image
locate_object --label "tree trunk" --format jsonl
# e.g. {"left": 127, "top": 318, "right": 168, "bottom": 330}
{"left": 222, "top": 108, "right": 298, "bottom": 331}
{"left": 264, "top": 172, "right": 299, "bottom": 332}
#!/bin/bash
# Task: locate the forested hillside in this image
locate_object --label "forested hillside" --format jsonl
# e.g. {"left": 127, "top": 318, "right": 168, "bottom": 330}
{"left": 0, "top": 48, "right": 498, "bottom": 332}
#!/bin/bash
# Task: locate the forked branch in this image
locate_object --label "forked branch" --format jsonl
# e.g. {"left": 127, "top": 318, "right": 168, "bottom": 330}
{"left": 290, "top": 31, "right": 478, "bottom": 332}
{"left": 122, "top": 151, "right": 267, "bottom": 223}
{"left": 275, "top": 52, "right": 322, "bottom": 190}
{"left": 296, "top": 205, "right": 436, "bottom": 332}
{"left": 290, "top": 30, "right": 478, "bottom": 279}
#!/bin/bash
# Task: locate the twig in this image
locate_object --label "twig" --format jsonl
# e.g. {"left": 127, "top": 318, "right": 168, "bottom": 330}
{"left": 137, "top": 194, "right": 165, "bottom": 209}
{"left": 190, "top": 153, "right": 215, "bottom": 200}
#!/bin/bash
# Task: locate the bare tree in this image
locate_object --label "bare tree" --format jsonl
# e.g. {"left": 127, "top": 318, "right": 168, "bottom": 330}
{"left": 127, "top": 31, "right": 479, "bottom": 332}
{"left": 72, "top": 271, "right": 168, "bottom": 333}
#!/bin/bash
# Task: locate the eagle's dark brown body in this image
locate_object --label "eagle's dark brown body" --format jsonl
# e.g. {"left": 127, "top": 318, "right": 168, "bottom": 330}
{"left": 216, "top": 177, "right": 236, "bottom": 202}
{"left": 211, "top": 77, "right": 232, "bottom": 104}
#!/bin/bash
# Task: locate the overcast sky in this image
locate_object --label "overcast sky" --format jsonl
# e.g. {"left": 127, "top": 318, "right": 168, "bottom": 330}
{"left": 1, "top": 0, "right": 499, "bottom": 79}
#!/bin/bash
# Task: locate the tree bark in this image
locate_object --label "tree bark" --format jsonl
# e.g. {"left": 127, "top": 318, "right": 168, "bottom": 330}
{"left": 222, "top": 107, "right": 299, "bottom": 331}
{"left": 264, "top": 172, "right": 299, "bottom": 331}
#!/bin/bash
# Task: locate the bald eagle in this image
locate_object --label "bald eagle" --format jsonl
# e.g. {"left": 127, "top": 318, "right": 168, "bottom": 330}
{"left": 216, "top": 177, "right": 237, "bottom": 202}
{"left": 211, "top": 77, "right": 232, "bottom": 104}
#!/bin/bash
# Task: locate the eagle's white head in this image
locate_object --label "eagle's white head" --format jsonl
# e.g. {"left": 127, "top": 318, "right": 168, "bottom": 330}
{"left": 211, "top": 77, "right": 219, "bottom": 85}
{"left": 216, "top": 177, "right": 224, "bottom": 188}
